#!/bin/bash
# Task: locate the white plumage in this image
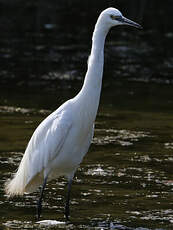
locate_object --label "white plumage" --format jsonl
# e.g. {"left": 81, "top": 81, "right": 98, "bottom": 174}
{"left": 5, "top": 8, "right": 141, "bottom": 220}
{"left": 5, "top": 99, "right": 95, "bottom": 194}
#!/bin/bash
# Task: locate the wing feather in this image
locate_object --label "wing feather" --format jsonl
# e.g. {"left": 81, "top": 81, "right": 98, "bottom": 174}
{"left": 27, "top": 110, "right": 72, "bottom": 178}
{"left": 5, "top": 108, "right": 73, "bottom": 195}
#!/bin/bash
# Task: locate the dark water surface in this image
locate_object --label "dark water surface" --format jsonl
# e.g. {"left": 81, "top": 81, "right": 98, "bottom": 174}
{"left": 1, "top": 1, "right": 173, "bottom": 86}
{"left": 0, "top": 81, "right": 173, "bottom": 230}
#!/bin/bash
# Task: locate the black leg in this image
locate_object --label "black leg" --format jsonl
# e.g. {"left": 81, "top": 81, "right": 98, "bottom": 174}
{"left": 37, "top": 176, "right": 48, "bottom": 221}
{"left": 65, "top": 179, "right": 73, "bottom": 221}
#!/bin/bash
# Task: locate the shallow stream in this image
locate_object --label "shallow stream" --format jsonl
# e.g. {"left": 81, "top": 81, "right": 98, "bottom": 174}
{"left": 0, "top": 81, "right": 173, "bottom": 229}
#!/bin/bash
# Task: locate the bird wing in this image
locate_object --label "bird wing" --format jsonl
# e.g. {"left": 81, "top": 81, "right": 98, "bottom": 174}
{"left": 25, "top": 109, "right": 72, "bottom": 183}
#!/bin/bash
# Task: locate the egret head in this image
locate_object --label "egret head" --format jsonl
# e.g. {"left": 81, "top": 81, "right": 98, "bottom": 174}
{"left": 100, "top": 7, "right": 142, "bottom": 29}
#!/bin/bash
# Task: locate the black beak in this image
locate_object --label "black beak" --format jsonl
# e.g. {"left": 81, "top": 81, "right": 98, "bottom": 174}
{"left": 119, "top": 16, "right": 142, "bottom": 29}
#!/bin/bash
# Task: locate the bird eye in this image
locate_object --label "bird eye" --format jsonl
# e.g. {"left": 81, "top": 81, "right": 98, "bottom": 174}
{"left": 110, "top": 15, "right": 122, "bottom": 20}
{"left": 110, "top": 15, "right": 115, "bottom": 20}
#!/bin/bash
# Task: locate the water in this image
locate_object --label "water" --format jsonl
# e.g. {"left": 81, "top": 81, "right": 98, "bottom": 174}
{"left": 0, "top": 2, "right": 173, "bottom": 229}
{"left": 0, "top": 81, "right": 173, "bottom": 230}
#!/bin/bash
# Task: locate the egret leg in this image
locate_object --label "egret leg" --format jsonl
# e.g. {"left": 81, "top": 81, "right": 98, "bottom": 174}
{"left": 65, "top": 179, "right": 73, "bottom": 221}
{"left": 37, "top": 176, "right": 48, "bottom": 221}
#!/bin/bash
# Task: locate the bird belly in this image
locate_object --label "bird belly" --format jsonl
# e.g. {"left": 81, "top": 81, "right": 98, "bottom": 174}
{"left": 47, "top": 124, "right": 94, "bottom": 180}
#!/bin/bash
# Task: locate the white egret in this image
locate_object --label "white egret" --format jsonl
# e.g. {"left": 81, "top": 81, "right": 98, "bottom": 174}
{"left": 5, "top": 8, "right": 141, "bottom": 221}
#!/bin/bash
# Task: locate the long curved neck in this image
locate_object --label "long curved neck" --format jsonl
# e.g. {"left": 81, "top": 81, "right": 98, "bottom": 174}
{"left": 74, "top": 20, "right": 110, "bottom": 121}
{"left": 76, "top": 20, "right": 109, "bottom": 119}
{"left": 82, "top": 22, "right": 109, "bottom": 94}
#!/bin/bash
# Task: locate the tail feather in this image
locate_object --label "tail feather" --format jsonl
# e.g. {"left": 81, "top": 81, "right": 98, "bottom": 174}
{"left": 5, "top": 152, "right": 44, "bottom": 196}
{"left": 5, "top": 156, "right": 28, "bottom": 196}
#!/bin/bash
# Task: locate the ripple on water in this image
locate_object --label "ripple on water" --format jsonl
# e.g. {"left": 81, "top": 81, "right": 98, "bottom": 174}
{"left": 93, "top": 129, "right": 150, "bottom": 146}
{"left": 3, "top": 220, "right": 33, "bottom": 229}
{"left": 139, "top": 209, "right": 173, "bottom": 224}
{"left": 94, "top": 221, "right": 154, "bottom": 230}
{"left": 3, "top": 220, "right": 71, "bottom": 229}
{"left": 0, "top": 106, "right": 50, "bottom": 115}
{"left": 0, "top": 152, "right": 23, "bottom": 172}
{"left": 85, "top": 165, "right": 115, "bottom": 177}
{"left": 164, "top": 142, "right": 173, "bottom": 150}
